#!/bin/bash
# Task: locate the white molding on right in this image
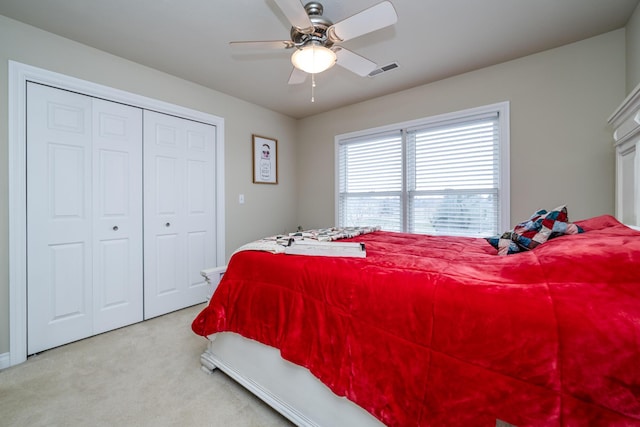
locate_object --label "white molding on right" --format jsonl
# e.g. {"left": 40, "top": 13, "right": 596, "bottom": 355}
{"left": 609, "top": 81, "right": 640, "bottom": 226}
{"left": 609, "top": 81, "right": 640, "bottom": 145}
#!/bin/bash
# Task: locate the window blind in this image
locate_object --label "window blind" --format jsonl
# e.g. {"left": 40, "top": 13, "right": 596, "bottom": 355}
{"left": 336, "top": 104, "right": 507, "bottom": 237}
{"left": 407, "top": 114, "right": 500, "bottom": 237}
{"left": 338, "top": 131, "right": 403, "bottom": 231}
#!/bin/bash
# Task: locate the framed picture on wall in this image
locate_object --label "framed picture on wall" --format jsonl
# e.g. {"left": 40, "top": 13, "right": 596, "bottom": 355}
{"left": 252, "top": 134, "right": 278, "bottom": 184}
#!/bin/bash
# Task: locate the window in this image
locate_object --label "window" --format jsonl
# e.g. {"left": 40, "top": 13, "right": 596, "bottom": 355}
{"left": 336, "top": 102, "right": 509, "bottom": 237}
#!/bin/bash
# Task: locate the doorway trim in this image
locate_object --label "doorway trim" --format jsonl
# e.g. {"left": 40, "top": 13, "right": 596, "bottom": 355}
{"left": 8, "top": 60, "right": 226, "bottom": 366}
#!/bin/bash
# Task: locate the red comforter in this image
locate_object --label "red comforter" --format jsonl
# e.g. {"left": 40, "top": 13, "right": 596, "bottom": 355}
{"left": 192, "top": 215, "right": 640, "bottom": 426}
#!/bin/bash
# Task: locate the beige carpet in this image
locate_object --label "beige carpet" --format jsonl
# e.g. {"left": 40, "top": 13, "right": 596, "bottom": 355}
{"left": 0, "top": 304, "right": 294, "bottom": 427}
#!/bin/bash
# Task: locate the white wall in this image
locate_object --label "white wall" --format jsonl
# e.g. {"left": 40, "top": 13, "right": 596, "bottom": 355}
{"left": 295, "top": 30, "right": 627, "bottom": 231}
{"left": 0, "top": 15, "right": 299, "bottom": 356}
{"left": 627, "top": 2, "right": 640, "bottom": 92}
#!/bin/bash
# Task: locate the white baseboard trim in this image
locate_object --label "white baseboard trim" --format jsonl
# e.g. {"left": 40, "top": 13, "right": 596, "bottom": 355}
{"left": 0, "top": 352, "right": 11, "bottom": 370}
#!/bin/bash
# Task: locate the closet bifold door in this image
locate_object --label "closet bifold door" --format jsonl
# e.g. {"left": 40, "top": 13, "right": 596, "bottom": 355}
{"left": 143, "top": 110, "right": 216, "bottom": 319}
{"left": 26, "top": 82, "right": 143, "bottom": 354}
{"left": 91, "top": 98, "right": 144, "bottom": 334}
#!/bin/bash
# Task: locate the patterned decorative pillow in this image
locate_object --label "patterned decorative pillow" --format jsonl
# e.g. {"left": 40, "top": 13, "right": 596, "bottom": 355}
{"left": 486, "top": 231, "right": 523, "bottom": 255}
{"left": 486, "top": 205, "right": 584, "bottom": 255}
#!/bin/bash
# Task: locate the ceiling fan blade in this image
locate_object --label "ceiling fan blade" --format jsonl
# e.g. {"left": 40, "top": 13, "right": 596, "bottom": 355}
{"left": 273, "top": 0, "right": 315, "bottom": 34}
{"left": 327, "top": 1, "right": 398, "bottom": 43}
{"left": 335, "top": 48, "right": 377, "bottom": 77}
{"left": 288, "top": 67, "right": 308, "bottom": 85}
{"left": 229, "top": 40, "right": 295, "bottom": 50}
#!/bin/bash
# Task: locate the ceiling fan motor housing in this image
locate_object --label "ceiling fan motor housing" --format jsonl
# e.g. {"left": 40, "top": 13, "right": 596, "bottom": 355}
{"left": 290, "top": 2, "right": 334, "bottom": 48}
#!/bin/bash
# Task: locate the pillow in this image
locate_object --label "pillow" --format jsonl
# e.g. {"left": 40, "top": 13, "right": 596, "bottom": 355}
{"left": 486, "top": 205, "right": 584, "bottom": 255}
{"left": 486, "top": 231, "right": 523, "bottom": 255}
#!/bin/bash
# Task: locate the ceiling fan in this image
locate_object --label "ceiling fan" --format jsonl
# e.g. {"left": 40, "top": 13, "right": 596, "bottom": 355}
{"left": 230, "top": 0, "right": 398, "bottom": 85}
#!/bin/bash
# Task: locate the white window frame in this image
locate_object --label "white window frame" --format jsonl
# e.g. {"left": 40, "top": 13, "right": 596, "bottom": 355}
{"left": 334, "top": 101, "right": 510, "bottom": 235}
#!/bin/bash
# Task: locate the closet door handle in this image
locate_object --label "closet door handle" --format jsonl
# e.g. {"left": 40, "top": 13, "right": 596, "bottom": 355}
{"left": 112, "top": 226, "right": 119, "bottom": 231}
{"left": 165, "top": 222, "right": 171, "bottom": 227}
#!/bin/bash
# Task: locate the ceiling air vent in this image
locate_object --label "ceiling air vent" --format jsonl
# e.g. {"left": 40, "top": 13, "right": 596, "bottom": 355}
{"left": 368, "top": 62, "right": 399, "bottom": 77}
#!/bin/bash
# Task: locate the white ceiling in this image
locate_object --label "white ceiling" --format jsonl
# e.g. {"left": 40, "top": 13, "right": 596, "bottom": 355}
{"left": 0, "top": 0, "right": 638, "bottom": 119}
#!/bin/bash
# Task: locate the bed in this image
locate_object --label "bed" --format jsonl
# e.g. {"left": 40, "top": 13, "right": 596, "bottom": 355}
{"left": 192, "top": 87, "right": 640, "bottom": 427}
{"left": 193, "top": 215, "right": 640, "bottom": 426}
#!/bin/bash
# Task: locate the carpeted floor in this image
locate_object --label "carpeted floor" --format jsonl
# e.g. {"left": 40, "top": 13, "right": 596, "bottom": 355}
{"left": 0, "top": 304, "right": 294, "bottom": 427}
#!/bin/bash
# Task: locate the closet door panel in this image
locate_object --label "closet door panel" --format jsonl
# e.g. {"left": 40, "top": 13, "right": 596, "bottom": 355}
{"left": 27, "top": 84, "right": 144, "bottom": 354}
{"left": 97, "top": 239, "right": 130, "bottom": 304}
{"left": 187, "top": 159, "right": 207, "bottom": 214}
{"left": 144, "top": 116, "right": 184, "bottom": 318}
{"left": 49, "top": 243, "right": 87, "bottom": 321}
{"left": 27, "top": 83, "right": 93, "bottom": 354}
{"left": 155, "top": 156, "right": 180, "bottom": 215}
{"left": 144, "top": 110, "right": 216, "bottom": 318}
{"left": 155, "top": 233, "right": 180, "bottom": 295}
{"left": 92, "top": 98, "right": 143, "bottom": 334}
{"left": 188, "top": 231, "right": 207, "bottom": 288}
{"left": 184, "top": 125, "right": 216, "bottom": 295}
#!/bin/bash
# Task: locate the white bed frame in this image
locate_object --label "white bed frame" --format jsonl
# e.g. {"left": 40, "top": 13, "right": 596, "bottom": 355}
{"left": 198, "top": 268, "right": 383, "bottom": 427}
{"left": 199, "top": 332, "right": 383, "bottom": 426}
{"left": 197, "top": 85, "right": 640, "bottom": 426}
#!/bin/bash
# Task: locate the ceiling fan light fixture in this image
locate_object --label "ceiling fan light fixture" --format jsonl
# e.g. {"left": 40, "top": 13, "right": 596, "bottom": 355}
{"left": 291, "top": 43, "right": 337, "bottom": 74}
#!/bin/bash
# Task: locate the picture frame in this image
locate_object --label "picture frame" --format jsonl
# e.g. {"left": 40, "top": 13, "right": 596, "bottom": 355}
{"left": 252, "top": 134, "right": 278, "bottom": 184}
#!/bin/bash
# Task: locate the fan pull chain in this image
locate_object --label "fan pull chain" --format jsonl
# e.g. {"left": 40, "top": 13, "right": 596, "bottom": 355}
{"left": 311, "top": 73, "right": 316, "bottom": 103}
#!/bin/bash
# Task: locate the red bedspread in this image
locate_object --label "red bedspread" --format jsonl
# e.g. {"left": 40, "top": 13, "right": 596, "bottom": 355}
{"left": 192, "top": 215, "right": 640, "bottom": 426}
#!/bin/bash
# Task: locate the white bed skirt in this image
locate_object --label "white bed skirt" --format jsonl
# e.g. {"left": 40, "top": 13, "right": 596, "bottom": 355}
{"left": 200, "top": 332, "right": 384, "bottom": 427}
